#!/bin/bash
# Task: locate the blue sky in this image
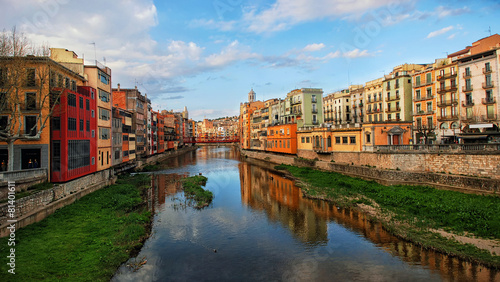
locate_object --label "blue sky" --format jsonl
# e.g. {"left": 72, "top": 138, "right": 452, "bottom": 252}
{"left": 1, "top": 0, "right": 499, "bottom": 120}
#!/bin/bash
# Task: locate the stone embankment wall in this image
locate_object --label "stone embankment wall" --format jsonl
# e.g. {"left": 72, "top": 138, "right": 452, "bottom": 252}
{"left": 241, "top": 149, "right": 500, "bottom": 194}
{"left": 297, "top": 150, "right": 500, "bottom": 180}
{"left": 0, "top": 145, "right": 197, "bottom": 237}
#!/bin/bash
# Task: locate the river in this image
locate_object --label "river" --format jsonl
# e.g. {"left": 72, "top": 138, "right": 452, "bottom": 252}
{"left": 112, "top": 146, "right": 499, "bottom": 281}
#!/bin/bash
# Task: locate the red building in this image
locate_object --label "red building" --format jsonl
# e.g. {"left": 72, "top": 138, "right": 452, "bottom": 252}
{"left": 157, "top": 111, "right": 165, "bottom": 154}
{"left": 51, "top": 86, "right": 97, "bottom": 182}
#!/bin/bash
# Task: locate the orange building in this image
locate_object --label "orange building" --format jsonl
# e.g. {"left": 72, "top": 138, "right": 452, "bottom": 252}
{"left": 266, "top": 123, "right": 297, "bottom": 154}
{"left": 0, "top": 56, "right": 86, "bottom": 173}
{"left": 362, "top": 121, "right": 413, "bottom": 150}
{"left": 412, "top": 63, "right": 438, "bottom": 143}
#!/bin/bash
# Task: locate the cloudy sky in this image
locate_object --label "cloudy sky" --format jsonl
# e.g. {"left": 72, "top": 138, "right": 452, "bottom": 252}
{"left": 1, "top": 0, "right": 499, "bottom": 120}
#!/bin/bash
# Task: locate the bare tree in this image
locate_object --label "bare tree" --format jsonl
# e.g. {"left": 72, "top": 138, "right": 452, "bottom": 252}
{"left": 0, "top": 27, "right": 59, "bottom": 171}
{"left": 412, "top": 123, "right": 437, "bottom": 145}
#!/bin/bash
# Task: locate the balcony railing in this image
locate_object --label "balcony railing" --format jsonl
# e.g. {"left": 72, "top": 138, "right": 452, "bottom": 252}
{"left": 437, "top": 85, "right": 457, "bottom": 93}
{"left": 386, "top": 95, "right": 400, "bottom": 102}
{"left": 483, "top": 67, "right": 492, "bottom": 74}
{"left": 375, "top": 144, "right": 500, "bottom": 153}
{"left": 437, "top": 73, "right": 457, "bottom": 81}
{"left": 437, "top": 99, "right": 458, "bottom": 107}
{"left": 437, "top": 114, "right": 458, "bottom": 121}
{"left": 482, "top": 82, "right": 494, "bottom": 89}
{"left": 482, "top": 114, "right": 497, "bottom": 121}
{"left": 414, "top": 95, "right": 434, "bottom": 102}
{"left": 413, "top": 110, "right": 434, "bottom": 116}
{"left": 482, "top": 97, "right": 496, "bottom": 105}
{"left": 463, "top": 72, "right": 471, "bottom": 79}
{"left": 311, "top": 97, "right": 317, "bottom": 103}
{"left": 312, "top": 109, "right": 318, "bottom": 113}
{"left": 462, "top": 85, "right": 473, "bottom": 92}
{"left": 462, "top": 101, "right": 474, "bottom": 107}
{"left": 386, "top": 106, "right": 401, "bottom": 113}
{"left": 413, "top": 80, "right": 433, "bottom": 88}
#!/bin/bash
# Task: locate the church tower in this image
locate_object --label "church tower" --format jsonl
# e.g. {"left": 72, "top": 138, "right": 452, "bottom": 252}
{"left": 248, "top": 89, "right": 256, "bottom": 103}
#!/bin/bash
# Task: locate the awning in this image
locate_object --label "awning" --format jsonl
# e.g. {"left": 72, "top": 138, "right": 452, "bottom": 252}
{"left": 459, "top": 135, "right": 488, "bottom": 139}
{"left": 469, "top": 124, "right": 494, "bottom": 129}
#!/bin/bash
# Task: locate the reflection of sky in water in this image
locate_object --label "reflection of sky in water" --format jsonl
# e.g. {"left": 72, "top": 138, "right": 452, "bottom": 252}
{"left": 113, "top": 146, "right": 494, "bottom": 282}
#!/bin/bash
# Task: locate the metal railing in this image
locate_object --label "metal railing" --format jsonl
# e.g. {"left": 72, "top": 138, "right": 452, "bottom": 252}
{"left": 375, "top": 144, "right": 500, "bottom": 152}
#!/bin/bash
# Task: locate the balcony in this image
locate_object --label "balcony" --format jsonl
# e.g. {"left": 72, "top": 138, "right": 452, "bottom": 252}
{"left": 413, "top": 110, "right": 434, "bottom": 116}
{"left": 359, "top": 102, "right": 364, "bottom": 107}
{"left": 483, "top": 67, "right": 492, "bottom": 74}
{"left": 386, "top": 106, "right": 400, "bottom": 113}
{"left": 482, "top": 81, "right": 494, "bottom": 89}
{"left": 291, "top": 99, "right": 301, "bottom": 105}
{"left": 482, "top": 97, "right": 496, "bottom": 105}
{"left": 462, "top": 101, "right": 474, "bottom": 107}
{"left": 437, "top": 73, "right": 457, "bottom": 81}
{"left": 437, "top": 114, "right": 458, "bottom": 121}
{"left": 413, "top": 80, "right": 433, "bottom": 88}
{"left": 386, "top": 95, "right": 400, "bottom": 102}
{"left": 312, "top": 120, "right": 319, "bottom": 125}
{"left": 395, "top": 83, "right": 400, "bottom": 89}
{"left": 463, "top": 72, "right": 471, "bottom": 79}
{"left": 437, "top": 85, "right": 457, "bottom": 93}
{"left": 437, "top": 99, "right": 458, "bottom": 107}
{"left": 311, "top": 97, "right": 317, "bottom": 103}
{"left": 414, "top": 95, "right": 434, "bottom": 102}
{"left": 482, "top": 114, "right": 497, "bottom": 121}
{"left": 462, "top": 85, "right": 473, "bottom": 92}
{"left": 386, "top": 85, "right": 391, "bottom": 91}
{"left": 312, "top": 108, "right": 318, "bottom": 114}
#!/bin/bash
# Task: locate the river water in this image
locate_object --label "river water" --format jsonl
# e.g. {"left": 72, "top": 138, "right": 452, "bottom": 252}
{"left": 112, "top": 146, "right": 499, "bottom": 282}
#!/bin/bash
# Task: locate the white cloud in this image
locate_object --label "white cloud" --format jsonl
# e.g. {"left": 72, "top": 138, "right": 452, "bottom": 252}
{"left": 342, "top": 49, "right": 374, "bottom": 58}
{"left": 426, "top": 26, "right": 454, "bottom": 39}
{"left": 302, "top": 43, "right": 325, "bottom": 52}
{"left": 242, "top": 0, "right": 406, "bottom": 33}
{"left": 188, "top": 19, "right": 237, "bottom": 31}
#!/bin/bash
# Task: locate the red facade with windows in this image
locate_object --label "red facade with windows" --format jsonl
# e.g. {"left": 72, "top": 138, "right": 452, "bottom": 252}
{"left": 50, "top": 86, "right": 97, "bottom": 182}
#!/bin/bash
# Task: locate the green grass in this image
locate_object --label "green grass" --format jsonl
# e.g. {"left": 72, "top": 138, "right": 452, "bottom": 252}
{"left": 277, "top": 165, "right": 500, "bottom": 267}
{"left": 181, "top": 175, "right": 213, "bottom": 208}
{"left": 140, "top": 164, "right": 161, "bottom": 172}
{"left": 0, "top": 173, "right": 152, "bottom": 281}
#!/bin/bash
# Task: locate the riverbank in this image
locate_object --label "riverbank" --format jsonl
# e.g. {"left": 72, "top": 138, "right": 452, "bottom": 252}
{"left": 275, "top": 164, "right": 500, "bottom": 268}
{"left": 0, "top": 174, "right": 152, "bottom": 281}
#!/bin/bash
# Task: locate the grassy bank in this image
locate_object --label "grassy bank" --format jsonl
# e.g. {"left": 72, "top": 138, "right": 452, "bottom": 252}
{"left": 0, "top": 174, "right": 152, "bottom": 281}
{"left": 275, "top": 164, "right": 500, "bottom": 268}
{"left": 181, "top": 175, "right": 213, "bottom": 208}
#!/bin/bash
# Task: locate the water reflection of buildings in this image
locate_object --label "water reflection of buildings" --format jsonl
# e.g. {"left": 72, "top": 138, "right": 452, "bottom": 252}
{"left": 239, "top": 162, "right": 328, "bottom": 245}
{"left": 151, "top": 173, "right": 187, "bottom": 212}
{"left": 238, "top": 162, "right": 499, "bottom": 281}
{"left": 197, "top": 146, "right": 240, "bottom": 161}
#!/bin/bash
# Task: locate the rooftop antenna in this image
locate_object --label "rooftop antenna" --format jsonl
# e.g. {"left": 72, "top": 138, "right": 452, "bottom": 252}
{"left": 103, "top": 57, "right": 106, "bottom": 66}
{"left": 487, "top": 26, "right": 492, "bottom": 36}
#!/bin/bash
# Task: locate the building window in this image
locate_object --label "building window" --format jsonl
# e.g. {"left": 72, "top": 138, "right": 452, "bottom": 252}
{"left": 79, "top": 119, "right": 84, "bottom": 131}
{"left": 71, "top": 80, "right": 77, "bottom": 91}
{"left": 426, "top": 87, "right": 432, "bottom": 98}
{"left": 91, "top": 110, "right": 95, "bottom": 118}
{"left": 99, "top": 70, "right": 109, "bottom": 85}
{"left": 350, "top": 136, "right": 356, "bottom": 144}
{"left": 115, "top": 150, "right": 120, "bottom": 160}
{"left": 25, "top": 116, "right": 37, "bottom": 136}
{"left": 99, "top": 127, "right": 110, "bottom": 140}
{"left": 465, "top": 67, "right": 471, "bottom": 77}
{"left": 79, "top": 96, "right": 83, "bottom": 109}
{"left": 342, "top": 136, "right": 348, "bottom": 144}
{"left": 86, "top": 120, "right": 90, "bottom": 132}
{"left": 306, "top": 137, "right": 310, "bottom": 143}
{"left": 99, "top": 108, "right": 110, "bottom": 121}
{"left": 301, "top": 137, "right": 305, "bottom": 143}
{"left": 26, "top": 68, "right": 36, "bottom": 87}
{"left": 335, "top": 136, "right": 341, "bottom": 144}
{"left": 415, "top": 90, "right": 421, "bottom": 100}
{"left": 92, "top": 130, "right": 95, "bottom": 138}
{"left": 68, "top": 117, "right": 77, "bottom": 131}
{"left": 327, "top": 136, "right": 332, "bottom": 147}
{"left": 99, "top": 89, "right": 110, "bottom": 103}
{"left": 366, "top": 134, "right": 371, "bottom": 143}
{"left": 52, "top": 141, "right": 60, "bottom": 171}
{"left": 25, "top": 92, "right": 36, "bottom": 110}
{"left": 86, "top": 99, "right": 90, "bottom": 110}
{"left": 427, "top": 102, "right": 432, "bottom": 112}
{"left": 68, "top": 93, "right": 76, "bottom": 107}
{"left": 68, "top": 140, "right": 90, "bottom": 170}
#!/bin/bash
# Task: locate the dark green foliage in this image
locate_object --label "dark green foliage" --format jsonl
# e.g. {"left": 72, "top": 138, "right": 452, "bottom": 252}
{"left": 181, "top": 175, "right": 213, "bottom": 208}
{"left": 281, "top": 165, "right": 500, "bottom": 239}
{"left": 140, "top": 164, "right": 160, "bottom": 172}
{"left": 0, "top": 174, "right": 152, "bottom": 281}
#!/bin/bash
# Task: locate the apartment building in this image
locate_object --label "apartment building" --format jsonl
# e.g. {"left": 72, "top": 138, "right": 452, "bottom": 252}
{"left": 364, "top": 77, "right": 383, "bottom": 123}
{"left": 412, "top": 64, "right": 438, "bottom": 143}
{"left": 286, "top": 88, "right": 324, "bottom": 127}
{"left": 435, "top": 59, "right": 460, "bottom": 143}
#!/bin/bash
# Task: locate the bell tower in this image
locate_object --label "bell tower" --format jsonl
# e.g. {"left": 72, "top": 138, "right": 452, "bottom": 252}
{"left": 248, "top": 89, "right": 256, "bottom": 103}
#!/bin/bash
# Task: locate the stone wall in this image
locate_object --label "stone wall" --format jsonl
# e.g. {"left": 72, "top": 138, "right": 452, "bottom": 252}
{"left": 241, "top": 149, "right": 500, "bottom": 194}
{"left": 296, "top": 150, "right": 500, "bottom": 180}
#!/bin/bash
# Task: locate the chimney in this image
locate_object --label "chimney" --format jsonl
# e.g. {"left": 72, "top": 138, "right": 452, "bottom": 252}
{"left": 117, "top": 83, "right": 120, "bottom": 91}
{"left": 135, "top": 85, "right": 138, "bottom": 90}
